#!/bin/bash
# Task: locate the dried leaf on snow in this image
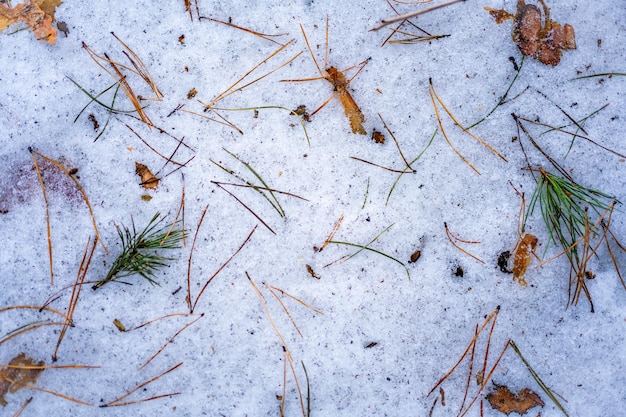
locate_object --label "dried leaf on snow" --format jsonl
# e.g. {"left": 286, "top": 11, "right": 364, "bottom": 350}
{"left": 0, "top": 353, "right": 45, "bottom": 407}
{"left": 512, "top": 233, "right": 538, "bottom": 286}
{"left": 0, "top": 0, "right": 62, "bottom": 45}
{"left": 135, "top": 162, "right": 160, "bottom": 189}
{"left": 486, "top": 384, "right": 544, "bottom": 415}
{"left": 485, "top": 0, "right": 576, "bottom": 66}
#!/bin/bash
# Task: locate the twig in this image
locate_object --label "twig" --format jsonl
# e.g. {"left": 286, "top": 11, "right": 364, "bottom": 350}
{"left": 371, "top": 0, "right": 466, "bottom": 31}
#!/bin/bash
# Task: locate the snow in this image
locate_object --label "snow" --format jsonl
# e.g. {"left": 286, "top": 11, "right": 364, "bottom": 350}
{"left": 0, "top": 0, "right": 625, "bottom": 416}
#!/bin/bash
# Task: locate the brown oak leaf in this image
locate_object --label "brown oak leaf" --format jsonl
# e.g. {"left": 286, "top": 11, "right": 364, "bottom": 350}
{"left": 0, "top": 0, "right": 62, "bottom": 45}
{"left": 0, "top": 353, "right": 45, "bottom": 407}
{"left": 486, "top": 384, "right": 545, "bottom": 415}
{"left": 485, "top": 0, "right": 576, "bottom": 66}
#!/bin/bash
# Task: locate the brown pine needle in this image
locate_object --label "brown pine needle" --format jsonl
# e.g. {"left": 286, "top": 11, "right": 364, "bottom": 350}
{"left": 514, "top": 115, "right": 626, "bottom": 159}
{"left": 247, "top": 273, "right": 306, "bottom": 417}
{"left": 268, "top": 285, "right": 324, "bottom": 315}
{"left": 19, "top": 382, "right": 93, "bottom": 406}
{"left": 0, "top": 322, "right": 67, "bottom": 347}
{"left": 186, "top": 204, "right": 209, "bottom": 311}
{"left": 30, "top": 150, "right": 108, "bottom": 253}
{"left": 190, "top": 225, "right": 257, "bottom": 313}
{"left": 163, "top": 176, "right": 186, "bottom": 247}
{"left": 379, "top": 113, "right": 414, "bottom": 170}
{"left": 247, "top": 272, "right": 289, "bottom": 353}
{"left": 428, "top": 306, "right": 500, "bottom": 396}
{"left": 11, "top": 397, "right": 32, "bottom": 417}
{"left": 371, "top": 0, "right": 466, "bottom": 31}
{"left": 0, "top": 305, "right": 70, "bottom": 321}
{"left": 458, "top": 341, "right": 510, "bottom": 417}
{"left": 265, "top": 284, "right": 304, "bottom": 337}
{"left": 1, "top": 364, "right": 99, "bottom": 370}
{"left": 205, "top": 40, "right": 299, "bottom": 108}
{"left": 429, "top": 81, "right": 507, "bottom": 171}
{"left": 206, "top": 17, "right": 288, "bottom": 45}
{"left": 349, "top": 157, "right": 407, "bottom": 173}
{"left": 101, "top": 392, "right": 181, "bottom": 408}
{"left": 458, "top": 325, "right": 478, "bottom": 415}
{"left": 138, "top": 314, "right": 204, "bottom": 370}
{"left": 126, "top": 312, "right": 194, "bottom": 332}
{"left": 320, "top": 214, "right": 344, "bottom": 251}
{"left": 429, "top": 88, "right": 479, "bottom": 174}
{"left": 444, "top": 222, "right": 486, "bottom": 264}
{"left": 30, "top": 150, "right": 53, "bottom": 284}
{"left": 111, "top": 32, "right": 163, "bottom": 101}
{"left": 102, "top": 362, "right": 183, "bottom": 407}
{"left": 182, "top": 108, "right": 244, "bottom": 134}
{"left": 53, "top": 236, "right": 98, "bottom": 361}
{"left": 125, "top": 124, "right": 186, "bottom": 166}
{"left": 212, "top": 182, "right": 276, "bottom": 235}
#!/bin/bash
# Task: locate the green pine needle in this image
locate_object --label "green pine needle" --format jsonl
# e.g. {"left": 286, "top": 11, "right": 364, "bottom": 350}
{"left": 93, "top": 213, "right": 185, "bottom": 290}
{"left": 526, "top": 168, "right": 615, "bottom": 265}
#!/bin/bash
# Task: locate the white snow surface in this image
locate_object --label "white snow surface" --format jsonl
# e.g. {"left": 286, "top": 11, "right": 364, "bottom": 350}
{"left": 1, "top": 1, "right": 625, "bottom": 416}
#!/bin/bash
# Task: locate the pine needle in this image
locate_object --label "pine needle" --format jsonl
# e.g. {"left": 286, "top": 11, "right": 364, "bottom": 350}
{"left": 93, "top": 213, "right": 185, "bottom": 290}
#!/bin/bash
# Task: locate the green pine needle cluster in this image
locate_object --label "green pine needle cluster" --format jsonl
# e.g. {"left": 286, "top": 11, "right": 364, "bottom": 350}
{"left": 93, "top": 213, "right": 185, "bottom": 290}
{"left": 527, "top": 168, "right": 615, "bottom": 259}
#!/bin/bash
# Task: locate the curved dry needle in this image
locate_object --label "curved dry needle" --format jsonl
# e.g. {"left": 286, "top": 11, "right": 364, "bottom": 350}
{"left": 371, "top": 0, "right": 466, "bottom": 31}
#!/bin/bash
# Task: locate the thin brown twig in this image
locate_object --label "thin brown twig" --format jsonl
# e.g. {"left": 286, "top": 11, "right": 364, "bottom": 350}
{"left": 53, "top": 236, "right": 98, "bottom": 361}
{"left": 444, "top": 222, "right": 486, "bottom": 264}
{"left": 102, "top": 362, "right": 183, "bottom": 407}
{"left": 371, "top": 0, "right": 466, "bottom": 31}
{"left": 30, "top": 150, "right": 108, "bottom": 253}
{"left": 428, "top": 306, "right": 500, "bottom": 396}
{"left": 320, "top": 214, "right": 344, "bottom": 251}
{"left": 11, "top": 396, "right": 32, "bottom": 417}
{"left": 138, "top": 314, "right": 204, "bottom": 370}
{"left": 186, "top": 204, "right": 209, "bottom": 311}
{"left": 265, "top": 284, "right": 304, "bottom": 337}
{"left": 30, "top": 149, "right": 53, "bottom": 284}
{"left": 205, "top": 17, "right": 288, "bottom": 45}
{"left": 190, "top": 225, "right": 258, "bottom": 313}
{"left": 15, "top": 381, "right": 93, "bottom": 406}
{"left": 212, "top": 182, "right": 276, "bottom": 235}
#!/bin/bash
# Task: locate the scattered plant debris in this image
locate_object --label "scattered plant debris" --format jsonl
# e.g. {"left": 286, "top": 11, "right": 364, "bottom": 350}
{"left": 486, "top": 0, "right": 576, "bottom": 66}
{"left": 281, "top": 17, "right": 368, "bottom": 134}
{"left": 486, "top": 384, "right": 544, "bottom": 415}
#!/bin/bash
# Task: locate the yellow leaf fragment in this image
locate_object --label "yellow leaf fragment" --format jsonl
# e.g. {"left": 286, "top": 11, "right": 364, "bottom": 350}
{"left": 0, "top": 353, "right": 45, "bottom": 407}
{"left": 135, "top": 162, "right": 160, "bottom": 190}
{"left": 0, "top": 0, "right": 61, "bottom": 44}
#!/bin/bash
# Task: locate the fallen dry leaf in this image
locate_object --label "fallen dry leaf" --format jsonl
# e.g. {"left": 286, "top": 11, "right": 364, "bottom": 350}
{"left": 0, "top": 0, "right": 62, "bottom": 45}
{"left": 486, "top": 384, "right": 544, "bottom": 415}
{"left": 0, "top": 353, "right": 45, "bottom": 407}
{"left": 512, "top": 233, "right": 538, "bottom": 286}
{"left": 135, "top": 162, "right": 160, "bottom": 189}
{"left": 485, "top": 0, "right": 576, "bottom": 66}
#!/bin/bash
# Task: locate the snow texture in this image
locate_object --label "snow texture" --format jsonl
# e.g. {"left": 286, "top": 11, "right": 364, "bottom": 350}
{"left": 0, "top": 0, "right": 625, "bottom": 416}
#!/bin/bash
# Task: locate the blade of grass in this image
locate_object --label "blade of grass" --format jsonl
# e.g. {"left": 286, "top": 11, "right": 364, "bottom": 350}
{"left": 509, "top": 340, "right": 570, "bottom": 416}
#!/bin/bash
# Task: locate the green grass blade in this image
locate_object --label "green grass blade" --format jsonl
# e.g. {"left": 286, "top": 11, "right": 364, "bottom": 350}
{"left": 509, "top": 340, "right": 570, "bottom": 417}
